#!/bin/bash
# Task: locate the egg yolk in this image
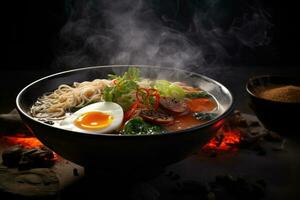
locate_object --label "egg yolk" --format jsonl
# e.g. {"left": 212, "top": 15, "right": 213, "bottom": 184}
{"left": 74, "top": 111, "right": 113, "bottom": 130}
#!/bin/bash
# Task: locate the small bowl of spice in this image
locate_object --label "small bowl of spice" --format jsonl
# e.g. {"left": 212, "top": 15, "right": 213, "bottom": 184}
{"left": 246, "top": 75, "right": 300, "bottom": 135}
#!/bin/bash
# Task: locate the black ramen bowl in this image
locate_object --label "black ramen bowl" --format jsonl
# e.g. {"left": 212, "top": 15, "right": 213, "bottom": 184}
{"left": 246, "top": 75, "right": 300, "bottom": 135}
{"left": 16, "top": 65, "right": 234, "bottom": 172}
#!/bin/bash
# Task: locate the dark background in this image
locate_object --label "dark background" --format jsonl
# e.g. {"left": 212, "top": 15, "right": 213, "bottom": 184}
{"left": 1, "top": 0, "right": 282, "bottom": 70}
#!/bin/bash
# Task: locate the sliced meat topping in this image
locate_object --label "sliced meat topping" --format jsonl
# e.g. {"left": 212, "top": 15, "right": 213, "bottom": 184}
{"left": 140, "top": 109, "right": 174, "bottom": 125}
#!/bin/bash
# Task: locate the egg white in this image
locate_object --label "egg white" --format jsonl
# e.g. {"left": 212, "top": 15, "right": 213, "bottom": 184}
{"left": 59, "top": 102, "right": 124, "bottom": 134}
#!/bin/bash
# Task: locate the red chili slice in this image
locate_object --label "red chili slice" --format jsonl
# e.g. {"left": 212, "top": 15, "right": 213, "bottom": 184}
{"left": 152, "top": 93, "right": 160, "bottom": 110}
{"left": 140, "top": 109, "right": 174, "bottom": 125}
{"left": 159, "top": 97, "right": 188, "bottom": 113}
{"left": 136, "top": 88, "right": 149, "bottom": 103}
{"left": 135, "top": 88, "right": 161, "bottom": 111}
{"left": 124, "top": 101, "right": 140, "bottom": 121}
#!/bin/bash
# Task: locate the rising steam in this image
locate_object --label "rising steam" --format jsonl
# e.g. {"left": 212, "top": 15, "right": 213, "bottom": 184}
{"left": 54, "top": 0, "right": 272, "bottom": 70}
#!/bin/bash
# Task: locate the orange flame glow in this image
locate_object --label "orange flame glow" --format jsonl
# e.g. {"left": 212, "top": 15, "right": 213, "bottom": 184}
{"left": 2, "top": 133, "right": 59, "bottom": 159}
{"left": 202, "top": 129, "right": 241, "bottom": 151}
{"left": 3, "top": 136, "right": 44, "bottom": 149}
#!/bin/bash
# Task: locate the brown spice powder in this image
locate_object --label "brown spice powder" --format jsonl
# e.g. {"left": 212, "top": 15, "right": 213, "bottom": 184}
{"left": 258, "top": 85, "right": 300, "bottom": 103}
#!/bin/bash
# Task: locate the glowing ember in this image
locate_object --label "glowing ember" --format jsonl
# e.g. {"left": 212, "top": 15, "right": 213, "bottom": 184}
{"left": 202, "top": 128, "right": 241, "bottom": 151}
{"left": 3, "top": 136, "right": 44, "bottom": 149}
{"left": 1, "top": 133, "right": 59, "bottom": 159}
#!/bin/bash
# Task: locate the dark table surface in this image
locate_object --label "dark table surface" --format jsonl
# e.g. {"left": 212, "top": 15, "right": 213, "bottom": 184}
{"left": 0, "top": 65, "right": 300, "bottom": 200}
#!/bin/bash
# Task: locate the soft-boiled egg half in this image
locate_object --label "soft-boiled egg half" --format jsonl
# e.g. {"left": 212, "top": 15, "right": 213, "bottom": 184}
{"left": 60, "top": 102, "right": 123, "bottom": 134}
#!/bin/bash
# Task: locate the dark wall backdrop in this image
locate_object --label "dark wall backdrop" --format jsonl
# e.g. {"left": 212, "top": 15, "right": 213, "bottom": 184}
{"left": 2, "top": 0, "right": 281, "bottom": 70}
{"left": 2, "top": 0, "right": 67, "bottom": 69}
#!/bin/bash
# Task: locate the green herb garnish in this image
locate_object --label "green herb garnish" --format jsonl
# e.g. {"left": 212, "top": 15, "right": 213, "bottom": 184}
{"left": 185, "top": 91, "right": 211, "bottom": 98}
{"left": 193, "top": 112, "right": 218, "bottom": 121}
{"left": 154, "top": 80, "right": 185, "bottom": 99}
{"left": 121, "top": 117, "right": 164, "bottom": 135}
{"left": 103, "top": 68, "right": 140, "bottom": 110}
